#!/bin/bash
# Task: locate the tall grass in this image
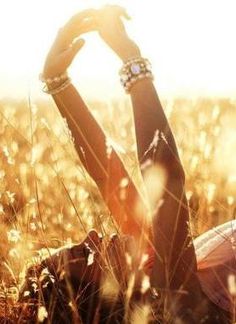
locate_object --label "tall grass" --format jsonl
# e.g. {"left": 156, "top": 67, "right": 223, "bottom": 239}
{"left": 0, "top": 97, "right": 236, "bottom": 321}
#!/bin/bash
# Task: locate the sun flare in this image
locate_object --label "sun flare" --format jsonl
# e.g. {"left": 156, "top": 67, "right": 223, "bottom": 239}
{"left": 0, "top": 0, "right": 236, "bottom": 99}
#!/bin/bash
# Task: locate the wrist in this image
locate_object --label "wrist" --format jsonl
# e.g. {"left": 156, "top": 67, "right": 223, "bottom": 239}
{"left": 119, "top": 41, "right": 141, "bottom": 62}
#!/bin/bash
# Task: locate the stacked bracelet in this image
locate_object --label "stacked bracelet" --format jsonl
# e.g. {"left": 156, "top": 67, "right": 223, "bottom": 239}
{"left": 40, "top": 71, "right": 71, "bottom": 95}
{"left": 39, "top": 72, "right": 68, "bottom": 84}
{"left": 42, "top": 77, "right": 71, "bottom": 95}
{"left": 119, "top": 57, "right": 154, "bottom": 93}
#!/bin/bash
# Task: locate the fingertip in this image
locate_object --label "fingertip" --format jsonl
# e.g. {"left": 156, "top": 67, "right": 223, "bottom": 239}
{"left": 122, "top": 8, "right": 131, "bottom": 20}
{"left": 72, "top": 38, "right": 85, "bottom": 52}
{"left": 88, "top": 229, "right": 100, "bottom": 243}
{"left": 116, "top": 6, "right": 131, "bottom": 20}
{"left": 78, "top": 38, "right": 85, "bottom": 46}
{"left": 125, "top": 12, "right": 131, "bottom": 20}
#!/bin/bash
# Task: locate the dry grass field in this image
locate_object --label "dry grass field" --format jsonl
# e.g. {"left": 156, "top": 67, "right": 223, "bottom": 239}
{"left": 0, "top": 96, "right": 236, "bottom": 322}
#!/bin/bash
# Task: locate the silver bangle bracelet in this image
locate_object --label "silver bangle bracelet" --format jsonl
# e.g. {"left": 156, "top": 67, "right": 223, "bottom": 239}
{"left": 39, "top": 71, "right": 68, "bottom": 85}
{"left": 43, "top": 78, "right": 72, "bottom": 95}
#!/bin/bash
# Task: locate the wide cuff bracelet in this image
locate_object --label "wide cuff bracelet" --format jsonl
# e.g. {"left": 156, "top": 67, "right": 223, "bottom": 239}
{"left": 119, "top": 57, "right": 154, "bottom": 93}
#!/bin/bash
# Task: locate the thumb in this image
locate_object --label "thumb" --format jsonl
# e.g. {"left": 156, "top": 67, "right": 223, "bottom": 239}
{"left": 71, "top": 38, "right": 86, "bottom": 54}
{"left": 59, "top": 38, "right": 85, "bottom": 67}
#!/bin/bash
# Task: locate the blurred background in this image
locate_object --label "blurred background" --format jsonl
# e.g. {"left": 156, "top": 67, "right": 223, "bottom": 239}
{"left": 0, "top": 0, "right": 236, "bottom": 99}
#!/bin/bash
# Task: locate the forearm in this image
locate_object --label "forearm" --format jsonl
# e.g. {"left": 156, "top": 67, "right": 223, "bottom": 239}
{"left": 130, "top": 79, "right": 184, "bottom": 180}
{"left": 52, "top": 84, "right": 108, "bottom": 182}
{"left": 128, "top": 68, "right": 200, "bottom": 294}
{"left": 50, "top": 84, "right": 149, "bottom": 238}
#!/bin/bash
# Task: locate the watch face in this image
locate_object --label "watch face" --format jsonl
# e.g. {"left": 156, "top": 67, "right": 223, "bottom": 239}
{"left": 130, "top": 63, "right": 141, "bottom": 75}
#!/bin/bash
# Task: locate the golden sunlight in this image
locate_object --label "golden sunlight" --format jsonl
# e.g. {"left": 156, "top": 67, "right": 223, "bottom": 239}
{"left": 0, "top": 0, "right": 236, "bottom": 99}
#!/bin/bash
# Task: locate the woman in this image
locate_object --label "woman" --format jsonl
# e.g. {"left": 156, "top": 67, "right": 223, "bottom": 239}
{"left": 35, "top": 5, "right": 233, "bottom": 323}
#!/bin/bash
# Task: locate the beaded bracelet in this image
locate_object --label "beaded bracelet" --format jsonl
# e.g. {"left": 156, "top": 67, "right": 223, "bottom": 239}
{"left": 39, "top": 71, "right": 68, "bottom": 84}
{"left": 119, "top": 57, "right": 154, "bottom": 93}
{"left": 43, "top": 77, "right": 71, "bottom": 95}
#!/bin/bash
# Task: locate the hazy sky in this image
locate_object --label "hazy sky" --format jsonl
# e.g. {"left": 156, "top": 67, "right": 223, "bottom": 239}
{"left": 0, "top": 0, "right": 236, "bottom": 100}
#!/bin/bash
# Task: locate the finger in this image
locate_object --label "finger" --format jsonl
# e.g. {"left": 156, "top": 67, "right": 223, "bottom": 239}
{"left": 68, "top": 9, "right": 97, "bottom": 26}
{"left": 63, "top": 18, "right": 97, "bottom": 44}
{"left": 69, "top": 37, "right": 85, "bottom": 53}
{"left": 64, "top": 9, "right": 97, "bottom": 33}
{"left": 101, "top": 6, "right": 129, "bottom": 35}
{"left": 61, "top": 11, "right": 97, "bottom": 46}
{"left": 122, "top": 10, "right": 131, "bottom": 20}
{"left": 84, "top": 229, "right": 103, "bottom": 262}
{"left": 76, "top": 18, "right": 98, "bottom": 36}
{"left": 82, "top": 230, "right": 103, "bottom": 282}
{"left": 102, "top": 5, "right": 131, "bottom": 20}
{"left": 87, "top": 229, "right": 101, "bottom": 245}
{"left": 113, "top": 6, "right": 131, "bottom": 20}
{"left": 58, "top": 38, "right": 85, "bottom": 67}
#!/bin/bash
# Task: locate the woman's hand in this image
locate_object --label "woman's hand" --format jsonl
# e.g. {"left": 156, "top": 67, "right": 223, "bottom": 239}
{"left": 42, "top": 5, "right": 140, "bottom": 80}
{"left": 97, "top": 5, "right": 141, "bottom": 62}
{"left": 43, "top": 10, "right": 96, "bottom": 79}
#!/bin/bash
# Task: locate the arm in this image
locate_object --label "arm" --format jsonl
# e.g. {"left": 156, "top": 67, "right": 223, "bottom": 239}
{"left": 42, "top": 11, "right": 149, "bottom": 240}
{"left": 97, "top": 5, "right": 203, "bottom": 315}
{"left": 130, "top": 79, "right": 197, "bottom": 290}
{"left": 51, "top": 86, "right": 149, "bottom": 237}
